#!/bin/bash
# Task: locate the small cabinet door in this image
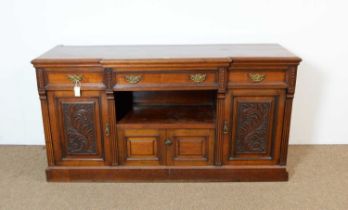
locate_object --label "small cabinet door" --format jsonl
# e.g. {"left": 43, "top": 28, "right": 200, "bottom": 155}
{"left": 223, "top": 89, "right": 285, "bottom": 165}
{"left": 47, "top": 91, "right": 112, "bottom": 166}
{"left": 166, "top": 129, "right": 215, "bottom": 166}
{"left": 117, "top": 129, "right": 166, "bottom": 166}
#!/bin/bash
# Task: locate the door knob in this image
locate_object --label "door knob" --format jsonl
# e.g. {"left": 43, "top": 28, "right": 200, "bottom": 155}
{"left": 164, "top": 139, "right": 173, "bottom": 146}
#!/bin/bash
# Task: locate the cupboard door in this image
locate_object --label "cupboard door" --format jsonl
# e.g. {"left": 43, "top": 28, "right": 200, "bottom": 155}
{"left": 47, "top": 91, "right": 112, "bottom": 166}
{"left": 166, "top": 129, "right": 214, "bottom": 166}
{"left": 223, "top": 89, "right": 285, "bottom": 165}
{"left": 117, "top": 129, "right": 166, "bottom": 166}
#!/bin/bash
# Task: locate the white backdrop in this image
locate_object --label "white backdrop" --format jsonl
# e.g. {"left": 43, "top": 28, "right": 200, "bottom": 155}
{"left": 0, "top": 0, "right": 347, "bottom": 145}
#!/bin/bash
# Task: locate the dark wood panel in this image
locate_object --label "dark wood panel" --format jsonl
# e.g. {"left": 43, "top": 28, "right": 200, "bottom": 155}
{"left": 234, "top": 99, "right": 274, "bottom": 156}
{"left": 61, "top": 101, "right": 98, "bottom": 155}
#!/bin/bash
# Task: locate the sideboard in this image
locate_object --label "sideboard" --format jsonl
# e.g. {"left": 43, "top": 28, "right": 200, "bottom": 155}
{"left": 32, "top": 44, "right": 301, "bottom": 182}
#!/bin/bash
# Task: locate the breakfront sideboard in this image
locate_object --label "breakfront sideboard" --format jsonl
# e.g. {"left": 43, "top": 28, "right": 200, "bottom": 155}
{"left": 32, "top": 44, "right": 301, "bottom": 182}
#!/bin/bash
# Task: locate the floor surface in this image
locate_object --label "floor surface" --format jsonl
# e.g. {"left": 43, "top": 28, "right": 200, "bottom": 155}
{"left": 0, "top": 145, "right": 347, "bottom": 210}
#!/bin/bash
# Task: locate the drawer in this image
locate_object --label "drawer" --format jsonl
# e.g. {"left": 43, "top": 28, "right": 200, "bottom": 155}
{"left": 228, "top": 70, "right": 287, "bottom": 87}
{"left": 44, "top": 68, "right": 105, "bottom": 90}
{"left": 114, "top": 71, "right": 218, "bottom": 90}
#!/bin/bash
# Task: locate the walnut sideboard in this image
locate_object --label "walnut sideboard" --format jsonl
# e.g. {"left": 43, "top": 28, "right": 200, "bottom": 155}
{"left": 32, "top": 44, "right": 301, "bottom": 182}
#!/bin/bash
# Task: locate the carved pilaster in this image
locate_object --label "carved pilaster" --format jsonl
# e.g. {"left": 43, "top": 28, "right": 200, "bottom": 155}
{"left": 286, "top": 66, "right": 297, "bottom": 94}
{"left": 36, "top": 68, "right": 46, "bottom": 99}
{"left": 104, "top": 68, "right": 114, "bottom": 95}
{"left": 215, "top": 67, "right": 227, "bottom": 166}
{"left": 103, "top": 68, "right": 118, "bottom": 165}
{"left": 280, "top": 65, "right": 298, "bottom": 165}
{"left": 218, "top": 67, "right": 227, "bottom": 93}
{"left": 35, "top": 68, "right": 55, "bottom": 166}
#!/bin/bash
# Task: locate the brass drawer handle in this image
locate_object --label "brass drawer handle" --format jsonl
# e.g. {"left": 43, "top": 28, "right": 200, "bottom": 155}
{"left": 190, "top": 73, "right": 206, "bottom": 83}
{"left": 68, "top": 74, "right": 83, "bottom": 97}
{"left": 124, "top": 75, "right": 142, "bottom": 84}
{"left": 248, "top": 73, "right": 266, "bottom": 82}
{"left": 67, "top": 74, "right": 83, "bottom": 83}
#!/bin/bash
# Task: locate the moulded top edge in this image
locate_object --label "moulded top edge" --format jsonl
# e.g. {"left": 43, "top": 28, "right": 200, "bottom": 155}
{"left": 31, "top": 44, "right": 301, "bottom": 67}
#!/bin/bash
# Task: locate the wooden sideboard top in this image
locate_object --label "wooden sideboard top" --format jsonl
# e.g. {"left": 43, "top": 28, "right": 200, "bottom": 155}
{"left": 32, "top": 44, "right": 301, "bottom": 66}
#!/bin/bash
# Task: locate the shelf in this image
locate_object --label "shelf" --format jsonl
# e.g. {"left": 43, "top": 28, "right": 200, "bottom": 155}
{"left": 117, "top": 105, "right": 215, "bottom": 129}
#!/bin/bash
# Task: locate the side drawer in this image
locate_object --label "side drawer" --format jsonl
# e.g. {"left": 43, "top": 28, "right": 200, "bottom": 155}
{"left": 114, "top": 71, "right": 218, "bottom": 90}
{"left": 228, "top": 69, "right": 287, "bottom": 88}
{"left": 44, "top": 68, "right": 105, "bottom": 90}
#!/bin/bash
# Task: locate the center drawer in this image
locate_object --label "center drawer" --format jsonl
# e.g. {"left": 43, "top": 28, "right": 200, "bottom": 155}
{"left": 114, "top": 71, "right": 218, "bottom": 90}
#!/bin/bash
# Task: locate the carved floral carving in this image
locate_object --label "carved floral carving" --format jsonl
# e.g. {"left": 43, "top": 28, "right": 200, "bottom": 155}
{"left": 62, "top": 103, "right": 97, "bottom": 154}
{"left": 235, "top": 102, "right": 271, "bottom": 153}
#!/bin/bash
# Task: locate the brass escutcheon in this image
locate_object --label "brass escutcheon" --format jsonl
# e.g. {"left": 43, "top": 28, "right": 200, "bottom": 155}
{"left": 164, "top": 139, "right": 173, "bottom": 145}
{"left": 105, "top": 123, "right": 110, "bottom": 136}
{"left": 223, "top": 121, "right": 229, "bottom": 134}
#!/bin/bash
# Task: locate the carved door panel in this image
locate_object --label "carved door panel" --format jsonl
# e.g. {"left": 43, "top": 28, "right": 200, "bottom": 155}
{"left": 166, "top": 129, "right": 214, "bottom": 166}
{"left": 223, "top": 89, "right": 285, "bottom": 165}
{"left": 47, "top": 91, "right": 111, "bottom": 166}
{"left": 117, "top": 129, "right": 166, "bottom": 166}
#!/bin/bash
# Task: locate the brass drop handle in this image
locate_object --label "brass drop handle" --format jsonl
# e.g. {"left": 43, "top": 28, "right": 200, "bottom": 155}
{"left": 124, "top": 75, "right": 142, "bottom": 84}
{"left": 105, "top": 123, "right": 110, "bottom": 136}
{"left": 67, "top": 74, "right": 83, "bottom": 83}
{"left": 248, "top": 73, "right": 266, "bottom": 82}
{"left": 68, "top": 74, "right": 83, "bottom": 97}
{"left": 164, "top": 139, "right": 173, "bottom": 146}
{"left": 190, "top": 73, "right": 206, "bottom": 83}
